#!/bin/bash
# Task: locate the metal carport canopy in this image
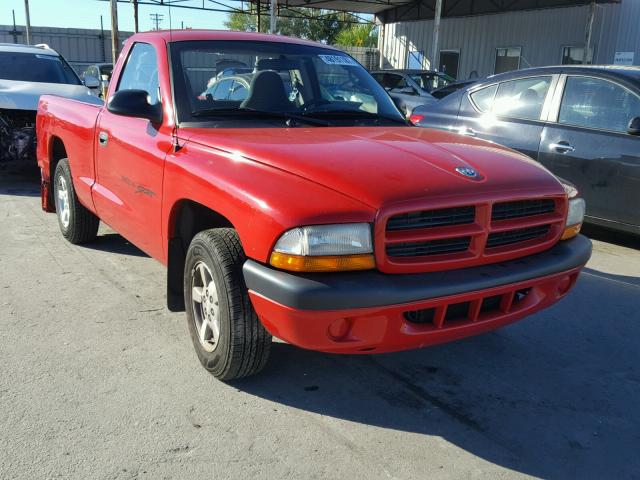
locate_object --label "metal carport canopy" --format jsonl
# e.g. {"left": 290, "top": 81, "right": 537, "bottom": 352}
{"left": 249, "top": 0, "right": 618, "bottom": 17}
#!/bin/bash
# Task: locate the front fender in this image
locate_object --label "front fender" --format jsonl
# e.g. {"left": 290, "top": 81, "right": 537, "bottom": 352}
{"left": 162, "top": 139, "right": 376, "bottom": 263}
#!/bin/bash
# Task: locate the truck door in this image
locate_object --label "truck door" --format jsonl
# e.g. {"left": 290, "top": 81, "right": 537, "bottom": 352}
{"left": 92, "top": 41, "right": 171, "bottom": 259}
{"left": 538, "top": 74, "right": 640, "bottom": 227}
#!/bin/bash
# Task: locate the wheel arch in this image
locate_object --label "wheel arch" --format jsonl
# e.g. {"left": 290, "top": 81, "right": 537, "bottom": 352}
{"left": 166, "top": 199, "right": 236, "bottom": 312}
{"left": 43, "top": 136, "right": 68, "bottom": 212}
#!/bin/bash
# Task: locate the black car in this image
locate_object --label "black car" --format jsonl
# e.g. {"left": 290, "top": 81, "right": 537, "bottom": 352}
{"left": 412, "top": 66, "right": 640, "bottom": 235}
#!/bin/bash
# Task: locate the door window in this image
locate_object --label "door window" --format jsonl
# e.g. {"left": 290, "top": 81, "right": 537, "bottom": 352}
{"left": 116, "top": 42, "right": 160, "bottom": 103}
{"left": 493, "top": 76, "right": 552, "bottom": 120}
{"left": 558, "top": 76, "right": 640, "bottom": 133}
{"left": 378, "top": 73, "right": 408, "bottom": 91}
{"left": 469, "top": 84, "right": 497, "bottom": 113}
{"left": 494, "top": 47, "right": 521, "bottom": 74}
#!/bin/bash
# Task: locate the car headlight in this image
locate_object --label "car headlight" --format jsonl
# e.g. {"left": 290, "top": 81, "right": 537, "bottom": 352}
{"left": 561, "top": 184, "right": 585, "bottom": 240}
{"left": 269, "top": 223, "right": 375, "bottom": 272}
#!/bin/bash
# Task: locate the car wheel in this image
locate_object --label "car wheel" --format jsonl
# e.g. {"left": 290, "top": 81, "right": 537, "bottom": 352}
{"left": 53, "top": 158, "right": 99, "bottom": 244}
{"left": 184, "top": 228, "right": 271, "bottom": 380}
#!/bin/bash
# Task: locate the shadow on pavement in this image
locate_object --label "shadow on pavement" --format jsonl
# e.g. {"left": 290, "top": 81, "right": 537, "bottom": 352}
{"left": 0, "top": 169, "right": 41, "bottom": 197}
{"left": 583, "top": 266, "right": 640, "bottom": 288}
{"left": 83, "top": 233, "right": 149, "bottom": 258}
{"left": 582, "top": 223, "right": 640, "bottom": 250}
{"left": 232, "top": 272, "right": 639, "bottom": 479}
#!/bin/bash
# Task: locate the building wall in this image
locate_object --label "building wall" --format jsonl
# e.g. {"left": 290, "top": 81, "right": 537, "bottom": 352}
{"left": 339, "top": 46, "right": 380, "bottom": 70}
{"left": 379, "top": 3, "right": 637, "bottom": 80}
{"left": 0, "top": 24, "right": 133, "bottom": 71}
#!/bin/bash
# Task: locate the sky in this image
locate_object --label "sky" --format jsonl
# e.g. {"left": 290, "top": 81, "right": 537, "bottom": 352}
{"left": 1, "top": 0, "right": 232, "bottom": 32}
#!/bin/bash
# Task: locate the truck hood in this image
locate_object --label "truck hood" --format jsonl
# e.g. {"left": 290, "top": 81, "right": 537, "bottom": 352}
{"left": 184, "top": 127, "right": 564, "bottom": 208}
{"left": 0, "top": 80, "right": 101, "bottom": 111}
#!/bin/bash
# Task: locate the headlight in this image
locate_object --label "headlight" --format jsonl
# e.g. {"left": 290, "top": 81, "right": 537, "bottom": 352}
{"left": 270, "top": 223, "right": 375, "bottom": 272}
{"left": 562, "top": 197, "right": 585, "bottom": 240}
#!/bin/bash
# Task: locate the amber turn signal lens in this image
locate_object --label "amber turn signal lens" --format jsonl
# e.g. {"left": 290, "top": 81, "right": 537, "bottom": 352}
{"left": 561, "top": 223, "right": 582, "bottom": 240}
{"left": 269, "top": 252, "right": 376, "bottom": 272}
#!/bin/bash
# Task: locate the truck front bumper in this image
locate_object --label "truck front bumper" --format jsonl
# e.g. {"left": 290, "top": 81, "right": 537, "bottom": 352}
{"left": 243, "top": 235, "right": 592, "bottom": 353}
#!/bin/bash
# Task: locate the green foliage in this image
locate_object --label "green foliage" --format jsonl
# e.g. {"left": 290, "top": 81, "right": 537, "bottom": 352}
{"left": 334, "top": 23, "right": 378, "bottom": 47}
{"left": 224, "top": 8, "right": 372, "bottom": 46}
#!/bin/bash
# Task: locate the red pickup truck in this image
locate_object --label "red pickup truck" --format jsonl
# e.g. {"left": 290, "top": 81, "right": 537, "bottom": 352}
{"left": 37, "top": 30, "right": 591, "bottom": 380}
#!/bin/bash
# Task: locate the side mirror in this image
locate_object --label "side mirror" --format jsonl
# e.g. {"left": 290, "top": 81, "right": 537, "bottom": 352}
{"left": 83, "top": 75, "right": 100, "bottom": 89}
{"left": 628, "top": 116, "right": 640, "bottom": 135}
{"left": 107, "top": 89, "right": 163, "bottom": 124}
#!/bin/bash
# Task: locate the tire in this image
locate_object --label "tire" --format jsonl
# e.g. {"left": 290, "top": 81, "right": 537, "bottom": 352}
{"left": 184, "top": 228, "right": 271, "bottom": 380}
{"left": 53, "top": 158, "right": 99, "bottom": 244}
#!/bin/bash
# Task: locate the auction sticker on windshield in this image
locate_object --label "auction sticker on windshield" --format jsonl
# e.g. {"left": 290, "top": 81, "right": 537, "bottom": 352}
{"left": 318, "top": 55, "right": 359, "bottom": 66}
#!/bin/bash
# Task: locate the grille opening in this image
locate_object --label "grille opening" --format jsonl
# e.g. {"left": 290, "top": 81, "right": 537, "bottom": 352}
{"left": 492, "top": 199, "right": 555, "bottom": 221}
{"left": 387, "top": 206, "right": 475, "bottom": 231}
{"left": 387, "top": 236, "right": 471, "bottom": 258}
{"left": 404, "top": 308, "right": 436, "bottom": 324}
{"left": 444, "top": 301, "right": 471, "bottom": 322}
{"left": 480, "top": 295, "right": 503, "bottom": 315}
{"left": 487, "top": 225, "right": 550, "bottom": 248}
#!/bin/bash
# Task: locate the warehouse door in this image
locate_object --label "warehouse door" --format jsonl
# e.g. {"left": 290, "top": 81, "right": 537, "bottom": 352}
{"left": 439, "top": 50, "right": 459, "bottom": 79}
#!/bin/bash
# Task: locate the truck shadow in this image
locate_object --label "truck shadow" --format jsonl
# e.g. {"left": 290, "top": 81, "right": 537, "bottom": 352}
{"left": 232, "top": 272, "right": 639, "bottom": 479}
{"left": 83, "top": 233, "right": 149, "bottom": 258}
{"left": 0, "top": 170, "right": 41, "bottom": 197}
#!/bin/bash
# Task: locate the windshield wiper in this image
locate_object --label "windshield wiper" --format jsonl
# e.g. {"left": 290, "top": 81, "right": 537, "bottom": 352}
{"left": 191, "top": 107, "right": 330, "bottom": 126}
{"left": 301, "top": 109, "right": 408, "bottom": 125}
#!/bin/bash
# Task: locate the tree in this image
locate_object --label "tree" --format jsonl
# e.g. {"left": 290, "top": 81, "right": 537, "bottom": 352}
{"left": 334, "top": 23, "right": 378, "bottom": 48}
{"left": 224, "top": 8, "right": 363, "bottom": 45}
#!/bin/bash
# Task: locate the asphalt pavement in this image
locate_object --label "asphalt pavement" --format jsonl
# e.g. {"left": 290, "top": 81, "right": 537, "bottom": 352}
{"left": 1, "top": 171, "right": 639, "bottom": 480}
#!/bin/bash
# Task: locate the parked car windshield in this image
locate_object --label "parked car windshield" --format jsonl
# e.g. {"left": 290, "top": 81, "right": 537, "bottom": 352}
{"left": 170, "top": 40, "right": 406, "bottom": 127}
{"left": 409, "top": 72, "right": 455, "bottom": 91}
{"left": 0, "top": 51, "right": 81, "bottom": 85}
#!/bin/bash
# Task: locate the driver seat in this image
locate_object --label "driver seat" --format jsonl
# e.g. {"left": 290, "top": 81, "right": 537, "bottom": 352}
{"left": 241, "top": 70, "right": 292, "bottom": 111}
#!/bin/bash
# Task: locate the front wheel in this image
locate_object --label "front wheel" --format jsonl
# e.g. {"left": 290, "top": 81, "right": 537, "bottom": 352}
{"left": 184, "top": 228, "right": 271, "bottom": 380}
{"left": 53, "top": 158, "right": 99, "bottom": 244}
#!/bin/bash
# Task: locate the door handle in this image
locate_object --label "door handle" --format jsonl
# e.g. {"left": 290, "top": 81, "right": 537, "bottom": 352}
{"left": 550, "top": 141, "right": 575, "bottom": 153}
{"left": 98, "top": 131, "right": 108, "bottom": 147}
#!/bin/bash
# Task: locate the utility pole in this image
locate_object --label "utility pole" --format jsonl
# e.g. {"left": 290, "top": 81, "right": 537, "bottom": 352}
{"left": 150, "top": 13, "right": 164, "bottom": 30}
{"left": 430, "top": 0, "right": 443, "bottom": 71}
{"left": 100, "top": 15, "right": 106, "bottom": 62}
{"left": 583, "top": 0, "right": 596, "bottom": 64}
{"left": 269, "top": 0, "right": 277, "bottom": 34}
{"left": 24, "top": 0, "right": 32, "bottom": 45}
{"left": 132, "top": 0, "right": 139, "bottom": 33}
{"left": 11, "top": 10, "right": 19, "bottom": 43}
{"left": 110, "top": 0, "right": 119, "bottom": 65}
{"left": 256, "top": 2, "right": 261, "bottom": 33}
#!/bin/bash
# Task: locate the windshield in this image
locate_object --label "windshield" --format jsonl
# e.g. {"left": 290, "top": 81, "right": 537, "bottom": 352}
{"left": 409, "top": 73, "right": 455, "bottom": 92}
{"left": 0, "top": 51, "right": 81, "bottom": 84}
{"left": 170, "top": 40, "right": 406, "bottom": 127}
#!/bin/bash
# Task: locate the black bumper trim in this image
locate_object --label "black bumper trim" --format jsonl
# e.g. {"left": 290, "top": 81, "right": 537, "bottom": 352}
{"left": 243, "top": 235, "right": 592, "bottom": 311}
